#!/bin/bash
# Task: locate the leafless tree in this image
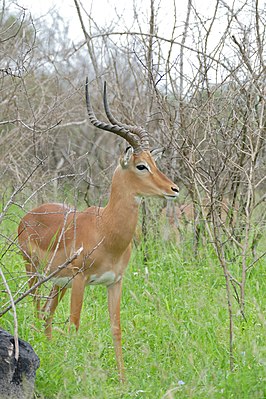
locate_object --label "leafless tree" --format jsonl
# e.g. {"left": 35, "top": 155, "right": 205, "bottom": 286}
{"left": 0, "top": 0, "right": 265, "bottom": 371}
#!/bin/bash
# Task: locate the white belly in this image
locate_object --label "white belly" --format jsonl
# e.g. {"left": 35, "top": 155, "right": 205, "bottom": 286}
{"left": 52, "top": 271, "right": 121, "bottom": 288}
{"left": 88, "top": 271, "right": 121, "bottom": 286}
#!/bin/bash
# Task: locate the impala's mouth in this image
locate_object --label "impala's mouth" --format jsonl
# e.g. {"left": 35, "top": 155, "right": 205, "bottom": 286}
{"left": 164, "top": 194, "right": 179, "bottom": 200}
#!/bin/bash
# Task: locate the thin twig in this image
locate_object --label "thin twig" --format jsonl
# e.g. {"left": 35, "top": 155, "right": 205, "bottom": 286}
{"left": 0, "top": 247, "right": 83, "bottom": 317}
{"left": 0, "top": 267, "right": 19, "bottom": 361}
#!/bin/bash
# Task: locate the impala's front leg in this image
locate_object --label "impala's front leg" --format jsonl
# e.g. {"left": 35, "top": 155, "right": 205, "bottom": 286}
{"left": 107, "top": 278, "right": 125, "bottom": 382}
{"left": 70, "top": 272, "right": 86, "bottom": 331}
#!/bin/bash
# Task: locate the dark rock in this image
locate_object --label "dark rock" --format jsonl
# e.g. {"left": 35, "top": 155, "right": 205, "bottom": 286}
{"left": 0, "top": 328, "right": 40, "bottom": 399}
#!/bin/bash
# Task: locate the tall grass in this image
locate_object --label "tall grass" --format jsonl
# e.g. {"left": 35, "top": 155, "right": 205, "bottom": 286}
{"left": 0, "top": 213, "right": 265, "bottom": 398}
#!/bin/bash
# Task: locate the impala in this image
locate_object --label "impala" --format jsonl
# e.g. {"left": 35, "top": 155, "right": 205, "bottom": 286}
{"left": 18, "top": 79, "right": 179, "bottom": 381}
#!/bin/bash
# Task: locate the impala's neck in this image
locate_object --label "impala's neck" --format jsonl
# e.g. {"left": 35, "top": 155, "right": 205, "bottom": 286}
{"left": 101, "top": 166, "right": 139, "bottom": 251}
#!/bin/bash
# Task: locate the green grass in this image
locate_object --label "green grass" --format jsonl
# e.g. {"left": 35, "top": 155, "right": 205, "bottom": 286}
{"left": 0, "top": 213, "right": 265, "bottom": 398}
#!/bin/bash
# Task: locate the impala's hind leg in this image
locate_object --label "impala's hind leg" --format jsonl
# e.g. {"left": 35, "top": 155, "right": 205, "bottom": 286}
{"left": 25, "top": 261, "right": 42, "bottom": 318}
{"left": 44, "top": 285, "right": 67, "bottom": 339}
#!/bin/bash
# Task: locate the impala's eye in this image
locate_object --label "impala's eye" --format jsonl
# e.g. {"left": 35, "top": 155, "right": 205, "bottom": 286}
{"left": 136, "top": 164, "right": 148, "bottom": 171}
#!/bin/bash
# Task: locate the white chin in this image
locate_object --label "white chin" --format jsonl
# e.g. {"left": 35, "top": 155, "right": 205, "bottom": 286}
{"left": 164, "top": 195, "right": 178, "bottom": 200}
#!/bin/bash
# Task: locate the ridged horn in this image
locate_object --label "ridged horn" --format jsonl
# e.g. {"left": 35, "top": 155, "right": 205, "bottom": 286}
{"left": 85, "top": 78, "right": 143, "bottom": 154}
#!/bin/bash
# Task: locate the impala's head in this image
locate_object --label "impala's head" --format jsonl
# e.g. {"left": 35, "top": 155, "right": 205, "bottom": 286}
{"left": 118, "top": 147, "right": 179, "bottom": 199}
{"left": 85, "top": 78, "right": 179, "bottom": 199}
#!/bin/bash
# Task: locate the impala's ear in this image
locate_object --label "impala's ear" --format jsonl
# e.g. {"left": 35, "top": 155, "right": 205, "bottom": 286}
{"left": 150, "top": 147, "right": 164, "bottom": 161}
{"left": 120, "top": 146, "right": 134, "bottom": 168}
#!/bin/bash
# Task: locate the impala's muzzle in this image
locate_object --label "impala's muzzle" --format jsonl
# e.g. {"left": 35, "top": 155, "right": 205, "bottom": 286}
{"left": 163, "top": 185, "right": 179, "bottom": 199}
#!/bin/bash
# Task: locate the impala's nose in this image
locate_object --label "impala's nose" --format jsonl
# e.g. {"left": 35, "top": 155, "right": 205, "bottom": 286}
{"left": 171, "top": 186, "right": 179, "bottom": 194}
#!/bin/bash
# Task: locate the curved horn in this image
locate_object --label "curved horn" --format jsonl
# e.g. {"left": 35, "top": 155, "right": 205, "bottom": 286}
{"left": 103, "top": 81, "right": 150, "bottom": 151}
{"left": 85, "top": 78, "right": 142, "bottom": 154}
